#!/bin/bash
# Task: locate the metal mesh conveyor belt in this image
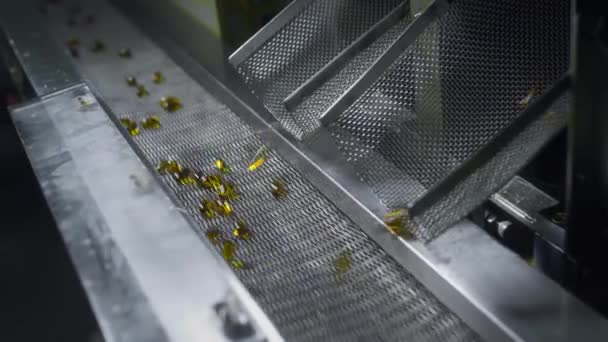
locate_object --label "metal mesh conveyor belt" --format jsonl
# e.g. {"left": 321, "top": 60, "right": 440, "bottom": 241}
{"left": 40, "top": 0, "right": 481, "bottom": 341}
{"left": 235, "top": 0, "right": 570, "bottom": 240}
{"left": 235, "top": 0, "right": 413, "bottom": 139}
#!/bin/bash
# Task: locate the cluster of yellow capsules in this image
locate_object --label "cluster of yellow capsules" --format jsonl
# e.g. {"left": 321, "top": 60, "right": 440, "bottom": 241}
{"left": 155, "top": 147, "right": 288, "bottom": 270}
{"left": 121, "top": 70, "right": 183, "bottom": 135}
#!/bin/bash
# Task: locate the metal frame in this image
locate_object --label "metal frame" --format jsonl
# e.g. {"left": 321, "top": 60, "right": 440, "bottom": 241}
{"left": 135, "top": 12, "right": 608, "bottom": 340}
{"left": 282, "top": 1, "right": 410, "bottom": 112}
{"left": 228, "top": 0, "right": 315, "bottom": 67}
{"left": 410, "top": 74, "right": 572, "bottom": 217}
{"left": 319, "top": 0, "right": 451, "bottom": 126}
{"left": 7, "top": 0, "right": 608, "bottom": 341}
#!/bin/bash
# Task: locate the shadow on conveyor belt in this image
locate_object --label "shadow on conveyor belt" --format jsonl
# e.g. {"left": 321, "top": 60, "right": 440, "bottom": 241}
{"left": 0, "top": 75, "right": 102, "bottom": 341}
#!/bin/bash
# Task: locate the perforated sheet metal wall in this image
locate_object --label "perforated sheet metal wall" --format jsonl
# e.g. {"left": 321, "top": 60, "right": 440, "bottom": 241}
{"left": 235, "top": 0, "right": 410, "bottom": 139}
{"left": 328, "top": 0, "right": 570, "bottom": 239}
{"left": 411, "top": 94, "right": 570, "bottom": 240}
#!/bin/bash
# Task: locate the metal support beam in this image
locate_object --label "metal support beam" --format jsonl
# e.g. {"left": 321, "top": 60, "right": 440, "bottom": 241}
{"left": 319, "top": 0, "right": 450, "bottom": 126}
{"left": 565, "top": 1, "right": 608, "bottom": 263}
{"left": 228, "top": 0, "right": 315, "bottom": 67}
{"left": 282, "top": 2, "right": 409, "bottom": 112}
{"left": 410, "top": 74, "right": 571, "bottom": 217}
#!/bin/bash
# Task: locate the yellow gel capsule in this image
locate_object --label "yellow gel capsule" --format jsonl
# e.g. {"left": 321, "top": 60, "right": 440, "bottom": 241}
{"left": 248, "top": 147, "right": 268, "bottom": 171}
{"left": 91, "top": 40, "right": 105, "bottom": 52}
{"left": 383, "top": 209, "right": 414, "bottom": 240}
{"left": 334, "top": 249, "right": 352, "bottom": 282}
{"left": 205, "top": 229, "right": 222, "bottom": 246}
{"left": 157, "top": 160, "right": 183, "bottom": 175}
{"left": 200, "top": 199, "right": 218, "bottom": 220}
{"left": 136, "top": 85, "right": 149, "bottom": 98}
{"left": 126, "top": 76, "right": 137, "bottom": 87}
{"left": 216, "top": 200, "right": 233, "bottom": 217}
{"left": 233, "top": 220, "right": 251, "bottom": 240}
{"left": 141, "top": 116, "right": 161, "bottom": 130}
{"left": 118, "top": 48, "right": 132, "bottom": 58}
{"left": 153, "top": 71, "right": 165, "bottom": 84}
{"left": 271, "top": 179, "right": 288, "bottom": 200}
{"left": 159, "top": 96, "right": 183, "bottom": 113}
{"left": 218, "top": 183, "right": 239, "bottom": 201}
{"left": 222, "top": 240, "right": 236, "bottom": 262}
{"left": 119, "top": 118, "right": 139, "bottom": 137}
{"left": 215, "top": 159, "right": 231, "bottom": 174}
{"left": 200, "top": 174, "right": 223, "bottom": 191}
{"left": 174, "top": 168, "right": 198, "bottom": 185}
{"left": 231, "top": 260, "right": 246, "bottom": 269}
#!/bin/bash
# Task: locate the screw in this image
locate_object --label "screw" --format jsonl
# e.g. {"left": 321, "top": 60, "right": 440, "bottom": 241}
{"left": 551, "top": 212, "right": 567, "bottom": 225}
{"left": 215, "top": 299, "right": 255, "bottom": 340}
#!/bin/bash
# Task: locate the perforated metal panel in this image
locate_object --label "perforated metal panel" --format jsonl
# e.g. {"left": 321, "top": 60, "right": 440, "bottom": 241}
{"left": 412, "top": 94, "right": 570, "bottom": 240}
{"left": 235, "top": 0, "right": 411, "bottom": 139}
{"left": 41, "top": 0, "right": 482, "bottom": 341}
{"left": 327, "top": 0, "right": 570, "bottom": 239}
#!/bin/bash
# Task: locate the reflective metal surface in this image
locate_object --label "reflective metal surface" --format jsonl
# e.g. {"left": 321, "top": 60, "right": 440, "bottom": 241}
{"left": 5, "top": 0, "right": 608, "bottom": 341}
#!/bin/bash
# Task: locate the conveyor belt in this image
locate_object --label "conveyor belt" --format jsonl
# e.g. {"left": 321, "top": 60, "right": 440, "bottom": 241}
{"left": 39, "top": 0, "right": 481, "bottom": 341}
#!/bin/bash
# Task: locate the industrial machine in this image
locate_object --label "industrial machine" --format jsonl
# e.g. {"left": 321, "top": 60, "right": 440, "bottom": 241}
{"left": 2, "top": 0, "right": 608, "bottom": 341}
